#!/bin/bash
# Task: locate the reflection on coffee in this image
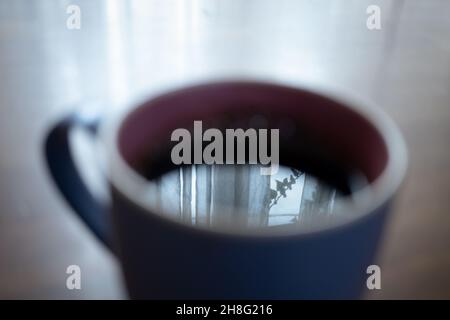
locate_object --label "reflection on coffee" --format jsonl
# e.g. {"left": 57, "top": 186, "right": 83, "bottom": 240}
{"left": 144, "top": 164, "right": 366, "bottom": 229}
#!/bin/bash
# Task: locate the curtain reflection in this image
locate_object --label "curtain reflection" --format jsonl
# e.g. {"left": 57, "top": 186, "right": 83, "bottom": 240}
{"left": 148, "top": 164, "right": 341, "bottom": 229}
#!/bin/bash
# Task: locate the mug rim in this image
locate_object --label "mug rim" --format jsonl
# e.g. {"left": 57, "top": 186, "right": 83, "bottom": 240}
{"left": 101, "top": 77, "right": 408, "bottom": 237}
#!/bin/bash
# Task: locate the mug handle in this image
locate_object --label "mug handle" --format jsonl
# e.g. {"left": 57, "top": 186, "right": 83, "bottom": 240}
{"left": 44, "top": 112, "right": 112, "bottom": 249}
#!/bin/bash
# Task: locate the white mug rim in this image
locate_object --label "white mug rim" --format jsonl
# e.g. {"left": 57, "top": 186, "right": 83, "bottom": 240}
{"left": 101, "top": 76, "right": 408, "bottom": 238}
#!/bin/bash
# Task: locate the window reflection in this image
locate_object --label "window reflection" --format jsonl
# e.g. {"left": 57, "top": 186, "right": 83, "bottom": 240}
{"left": 145, "top": 164, "right": 343, "bottom": 229}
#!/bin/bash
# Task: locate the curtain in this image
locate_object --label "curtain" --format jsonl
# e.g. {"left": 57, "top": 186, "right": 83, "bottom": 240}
{"left": 150, "top": 165, "right": 338, "bottom": 228}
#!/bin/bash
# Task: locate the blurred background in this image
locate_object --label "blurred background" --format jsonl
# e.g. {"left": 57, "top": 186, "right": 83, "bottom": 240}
{"left": 0, "top": 0, "right": 449, "bottom": 299}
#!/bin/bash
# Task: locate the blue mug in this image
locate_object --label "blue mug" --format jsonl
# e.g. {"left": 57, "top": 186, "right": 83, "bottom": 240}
{"left": 44, "top": 80, "right": 407, "bottom": 299}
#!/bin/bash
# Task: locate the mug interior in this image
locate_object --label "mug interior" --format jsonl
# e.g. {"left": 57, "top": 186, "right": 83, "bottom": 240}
{"left": 119, "top": 82, "right": 387, "bottom": 185}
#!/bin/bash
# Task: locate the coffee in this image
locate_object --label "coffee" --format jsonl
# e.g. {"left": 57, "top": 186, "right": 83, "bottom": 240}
{"left": 143, "top": 163, "right": 366, "bottom": 230}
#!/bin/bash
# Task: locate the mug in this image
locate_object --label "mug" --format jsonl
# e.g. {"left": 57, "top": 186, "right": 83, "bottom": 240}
{"left": 44, "top": 80, "right": 407, "bottom": 299}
